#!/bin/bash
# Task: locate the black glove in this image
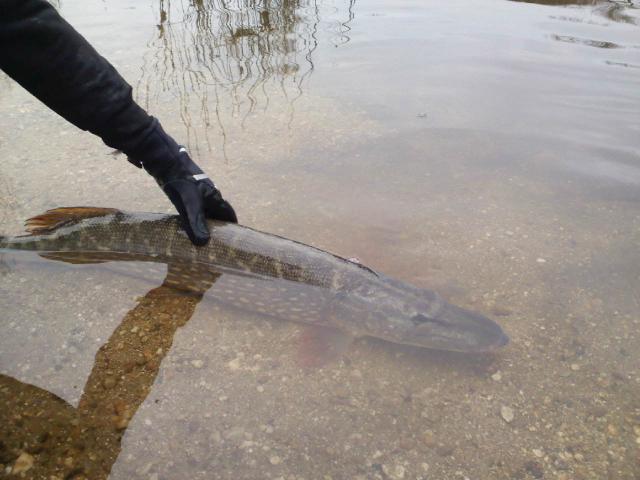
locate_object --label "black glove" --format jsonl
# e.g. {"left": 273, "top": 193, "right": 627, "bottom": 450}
{"left": 127, "top": 121, "right": 237, "bottom": 246}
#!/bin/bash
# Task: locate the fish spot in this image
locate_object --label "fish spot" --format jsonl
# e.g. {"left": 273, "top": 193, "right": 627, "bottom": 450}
{"left": 274, "top": 262, "right": 283, "bottom": 278}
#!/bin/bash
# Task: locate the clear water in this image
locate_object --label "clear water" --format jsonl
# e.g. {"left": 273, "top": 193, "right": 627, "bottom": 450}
{"left": 1, "top": 0, "right": 639, "bottom": 478}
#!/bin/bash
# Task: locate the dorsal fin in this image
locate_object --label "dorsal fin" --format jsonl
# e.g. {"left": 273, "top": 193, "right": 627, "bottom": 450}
{"left": 25, "top": 207, "right": 120, "bottom": 235}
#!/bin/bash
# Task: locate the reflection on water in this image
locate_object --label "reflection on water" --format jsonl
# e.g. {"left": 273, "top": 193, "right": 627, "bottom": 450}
{"left": 509, "top": 0, "right": 606, "bottom": 4}
{"left": 511, "top": 0, "right": 640, "bottom": 25}
{"left": 137, "top": 0, "right": 355, "bottom": 158}
{"left": 605, "top": 59, "right": 640, "bottom": 67}
{"left": 551, "top": 34, "right": 622, "bottom": 48}
{"left": 138, "top": 0, "right": 318, "bottom": 157}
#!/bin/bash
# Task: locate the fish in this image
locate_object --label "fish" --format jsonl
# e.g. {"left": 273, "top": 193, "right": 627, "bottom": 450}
{"left": 0, "top": 207, "right": 508, "bottom": 360}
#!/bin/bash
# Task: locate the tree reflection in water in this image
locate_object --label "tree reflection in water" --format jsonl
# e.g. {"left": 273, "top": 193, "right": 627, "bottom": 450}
{"left": 137, "top": 0, "right": 356, "bottom": 159}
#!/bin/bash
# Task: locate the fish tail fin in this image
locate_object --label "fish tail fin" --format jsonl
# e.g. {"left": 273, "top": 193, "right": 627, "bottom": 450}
{"left": 24, "top": 207, "right": 120, "bottom": 235}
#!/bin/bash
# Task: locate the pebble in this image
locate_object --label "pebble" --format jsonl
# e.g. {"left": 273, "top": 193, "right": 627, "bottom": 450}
{"left": 536, "top": 258, "right": 546, "bottom": 263}
{"left": 532, "top": 448, "right": 543, "bottom": 458}
{"left": 115, "top": 414, "right": 130, "bottom": 430}
{"left": 491, "top": 306, "right": 512, "bottom": 316}
{"left": 399, "top": 437, "right": 416, "bottom": 450}
{"left": 382, "top": 464, "right": 405, "bottom": 480}
{"left": 436, "top": 445, "right": 455, "bottom": 457}
{"left": 500, "top": 406, "right": 515, "bottom": 423}
{"left": 422, "top": 431, "right": 436, "bottom": 448}
{"left": 589, "top": 406, "right": 607, "bottom": 418}
{"left": 210, "top": 431, "right": 222, "bottom": 444}
{"left": 191, "top": 359, "right": 204, "bottom": 368}
{"left": 135, "top": 355, "right": 147, "bottom": 366}
{"left": 524, "top": 460, "right": 543, "bottom": 478}
{"left": 224, "top": 426, "right": 245, "bottom": 441}
{"left": 103, "top": 376, "right": 117, "bottom": 389}
{"left": 570, "top": 363, "right": 580, "bottom": 371}
{"left": 11, "top": 452, "right": 34, "bottom": 474}
{"left": 491, "top": 371, "right": 502, "bottom": 381}
{"left": 228, "top": 358, "right": 242, "bottom": 371}
{"left": 269, "top": 455, "right": 282, "bottom": 465}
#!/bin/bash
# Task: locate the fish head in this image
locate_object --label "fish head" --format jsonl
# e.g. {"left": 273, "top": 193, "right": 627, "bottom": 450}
{"left": 349, "top": 277, "right": 509, "bottom": 353}
{"left": 398, "top": 301, "right": 509, "bottom": 353}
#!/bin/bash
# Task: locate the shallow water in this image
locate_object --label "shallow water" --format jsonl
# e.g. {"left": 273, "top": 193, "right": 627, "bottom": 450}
{"left": 1, "top": 0, "right": 639, "bottom": 478}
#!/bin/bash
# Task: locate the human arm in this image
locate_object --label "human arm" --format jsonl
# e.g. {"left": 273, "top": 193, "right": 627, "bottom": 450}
{"left": 0, "top": 0, "right": 236, "bottom": 245}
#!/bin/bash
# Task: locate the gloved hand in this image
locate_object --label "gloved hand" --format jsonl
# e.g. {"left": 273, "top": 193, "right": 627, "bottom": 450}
{"left": 156, "top": 148, "right": 237, "bottom": 246}
{"left": 127, "top": 121, "right": 237, "bottom": 246}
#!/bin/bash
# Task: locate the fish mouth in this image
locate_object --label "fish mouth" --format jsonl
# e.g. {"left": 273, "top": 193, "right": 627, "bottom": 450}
{"left": 473, "top": 330, "right": 510, "bottom": 353}
{"left": 495, "top": 331, "right": 510, "bottom": 347}
{"left": 455, "top": 309, "right": 510, "bottom": 353}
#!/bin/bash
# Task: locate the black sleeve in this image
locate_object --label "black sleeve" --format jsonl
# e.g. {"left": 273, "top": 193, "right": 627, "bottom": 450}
{"left": 0, "top": 0, "right": 156, "bottom": 154}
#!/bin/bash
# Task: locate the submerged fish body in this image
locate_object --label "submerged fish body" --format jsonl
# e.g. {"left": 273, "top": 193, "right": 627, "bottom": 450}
{"left": 0, "top": 207, "right": 508, "bottom": 353}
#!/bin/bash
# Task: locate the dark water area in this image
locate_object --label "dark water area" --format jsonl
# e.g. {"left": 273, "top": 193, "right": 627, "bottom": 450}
{"left": 1, "top": 0, "right": 639, "bottom": 478}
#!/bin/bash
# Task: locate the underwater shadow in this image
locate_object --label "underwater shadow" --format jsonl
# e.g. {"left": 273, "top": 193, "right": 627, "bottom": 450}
{"left": 0, "top": 263, "right": 220, "bottom": 479}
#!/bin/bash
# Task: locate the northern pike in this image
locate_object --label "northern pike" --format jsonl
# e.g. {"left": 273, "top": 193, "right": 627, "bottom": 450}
{"left": 0, "top": 207, "right": 508, "bottom": 356}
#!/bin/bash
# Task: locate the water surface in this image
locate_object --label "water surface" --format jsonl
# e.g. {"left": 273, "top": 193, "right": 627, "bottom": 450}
{"left": 1, "top": 0, "right": 639, "bottom": 478}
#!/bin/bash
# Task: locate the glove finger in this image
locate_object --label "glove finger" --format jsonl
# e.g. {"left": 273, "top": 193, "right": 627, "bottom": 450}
{"left": 206, "top": 199, "right": 238, "bottom": 223}
{"left": 163, "top": 180, "right": 211, "bottom": 246}
{"left": 200, "top": 182, "right": 238, "bottom": 223}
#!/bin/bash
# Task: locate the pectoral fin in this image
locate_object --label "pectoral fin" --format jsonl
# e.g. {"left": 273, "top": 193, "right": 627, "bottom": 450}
{"left": 298, "top": 326, "right": 355, "bottom": 368}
